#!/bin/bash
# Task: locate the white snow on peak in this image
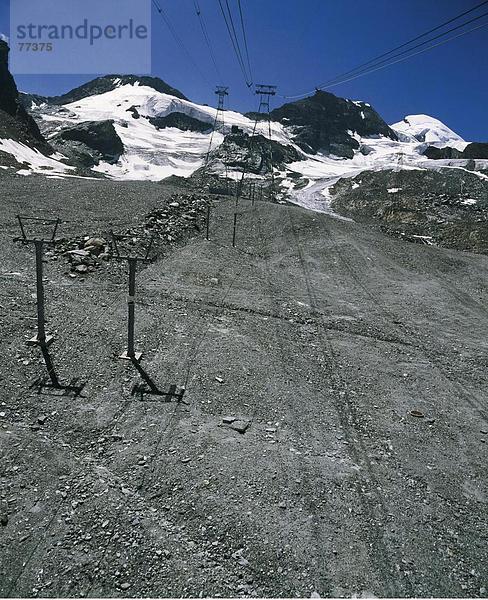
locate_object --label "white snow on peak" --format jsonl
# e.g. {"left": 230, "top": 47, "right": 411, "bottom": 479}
{"left": 43, "top": 83, "right": 291, "bottom": 181}
{"left": 391, "top": 114, "right": 468, "bottom": 151}
{"left": 2, "top": 80, "right": 487, "bottom": 216}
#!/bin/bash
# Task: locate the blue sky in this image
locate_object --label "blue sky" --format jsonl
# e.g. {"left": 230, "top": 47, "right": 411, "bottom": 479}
{"left": 1, "top": 0, "right": 487, "bottom": 140}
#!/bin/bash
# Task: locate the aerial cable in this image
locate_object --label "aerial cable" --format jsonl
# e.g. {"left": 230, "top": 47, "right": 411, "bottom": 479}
{"left": 237, "top": 0, "right": 253, "bottom": 84}
{"left": 225, "top": 0, "right": 251, "bottom": 81}
{"left": 193, "top": 0, "right": 224, "bottom": 83}
{"left": 320, "top": 8, "right": 488, "bottom": 89}
{"left": 318, "top": 19, "right": 488, "bottom": 94}
{"left": 282, "top": 1, "right": 488, "bottom": 99}
{"left": 319, "top": 0, "right": 488, "bottom": 89}
{"left": 152, "top": 0, "right": 211, "bottom": 86}
{"left": 217, "top": 0, "right": 253, "bottom": 88}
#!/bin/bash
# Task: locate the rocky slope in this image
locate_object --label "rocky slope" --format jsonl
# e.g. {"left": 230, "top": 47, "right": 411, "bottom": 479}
{"left": 330, "top": 168, "right": 488, "bottom": 253}
{"left": 0, "top": 40, "right": 51, "bottom": 155}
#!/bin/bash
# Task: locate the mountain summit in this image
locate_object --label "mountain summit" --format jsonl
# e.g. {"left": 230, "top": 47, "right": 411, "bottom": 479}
{"left": 391, "top": 114, "right": 467, "bottom": 150}
{"left": 259, "top": 90, "right": 396, "bottom": 158}
{"left": 20, "top": 75, "right": 188, "bottom": 109}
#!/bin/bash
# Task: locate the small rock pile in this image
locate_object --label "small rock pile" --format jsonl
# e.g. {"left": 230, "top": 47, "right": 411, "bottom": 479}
{"left": 28, "top": 194, "right": 211, "bottom": 278}
{"left": 143, "top": 193, "right": 208, "bottom": 241}
{"left": 46, "top": 235, "right": 112, "bottom": 276}
{"left": 66, "top": 236, "right": 111, "bottom": 275}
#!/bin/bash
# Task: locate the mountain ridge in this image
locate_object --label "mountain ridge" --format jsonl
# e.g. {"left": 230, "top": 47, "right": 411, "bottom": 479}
{"left": 19, "top": 74, "right": 188, "bottom": 110}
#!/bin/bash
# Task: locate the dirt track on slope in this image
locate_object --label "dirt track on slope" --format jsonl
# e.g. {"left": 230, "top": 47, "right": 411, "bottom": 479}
{"left": 0, "top": 175, "right": 487, "bottom": 598}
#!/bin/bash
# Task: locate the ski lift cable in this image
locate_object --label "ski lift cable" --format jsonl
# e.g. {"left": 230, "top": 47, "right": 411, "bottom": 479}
{"left": 281, "top": 1, "right": 488, "bottom": 99}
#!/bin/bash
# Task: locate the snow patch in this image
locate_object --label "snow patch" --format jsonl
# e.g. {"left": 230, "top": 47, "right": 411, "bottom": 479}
{"left": 0, "top": 138, "right": 75, "bottom": 175}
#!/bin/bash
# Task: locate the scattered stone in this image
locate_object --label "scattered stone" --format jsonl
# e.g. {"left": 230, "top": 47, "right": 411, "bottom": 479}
{"left": 67, "top": 249, "right": 90, "bottom": 258}
{"left": 37, "top": 415, "right": 47, "bottom": 425}
{"left": 278, "top": 502, "right": 287, "bottom": 509}
{"left": 84, "top": 237, "right": 105, "bottom": 248}
{"left": 232, "top": 549, "right": 249, "bottom": 566}
{"left": 223, "top": 416, "right": 236, "bottom": 424}
{"left": 215, "top": 377, "right": 224, "bottom": 383}
{"left": 410, "top": 410, "right": 425, "bottom": 418}
{"left": 230, "top": 420, "right": 251, "bottom": 434}
{"left": 0, "top": 515, "right": 8, "bottom": 526}
{"left": 120, "top": 583, "right": 130, "bottom": 590}
{"left": 75, "top": 264, "right": 88, "bottom": 274}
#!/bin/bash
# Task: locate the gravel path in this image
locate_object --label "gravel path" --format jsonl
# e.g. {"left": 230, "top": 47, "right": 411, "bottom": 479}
{"left": 0, "top": 175, "right": 487, "bottom": 597}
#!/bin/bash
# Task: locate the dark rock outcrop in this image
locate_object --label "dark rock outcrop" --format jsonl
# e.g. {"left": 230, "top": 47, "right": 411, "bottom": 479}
{"left": 211, "top": 131, "right": 301, "bottom": 174}
{"left": 50, "top": 120, "right": 124, "bottom": 167}
{"left": 463, "top": 143, "right": 488, "bottom": 159}
{"left": 423, "top": 142, "right": 488, "bottom": 160}
{"left": 0, "top": 40, "right": 51, "bottom": 153}
{"left": 422, "top": 146, "right": 463, "bottom": 160}
{"left": 149, "top": 112, "right": 212, "bottom": 133}
{"left": 249, "top": 90, "right": 396, "bottom": 158}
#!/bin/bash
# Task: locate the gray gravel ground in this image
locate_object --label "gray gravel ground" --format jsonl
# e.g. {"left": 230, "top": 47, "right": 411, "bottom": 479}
{"left": 0, "top": 174, "right": 487, "bottom": 598}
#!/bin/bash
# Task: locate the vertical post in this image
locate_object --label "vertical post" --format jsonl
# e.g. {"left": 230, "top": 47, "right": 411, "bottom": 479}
{"left": 127, "top": 258, "right": 137, "bottom": 359}
{"left": 34, "top": 240, "right": 47, "bottom": 344}
{"left": 206, "top": 203, "right": 211, "bottom": 241}
{"left": 232, "top": 213, "right": 238, "bottom": 248}
{"left": 40, "top": 344, "right": 60, "bottom": 387}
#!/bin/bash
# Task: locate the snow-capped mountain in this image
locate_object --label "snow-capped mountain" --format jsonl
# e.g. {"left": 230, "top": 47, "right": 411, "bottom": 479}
{"left": 391, "top": 114, "right": 468, "bottom": 150}
{"left": 57, "top": 82, "right": 293, "bottom": 180}
{"left": 1, "top": 44, "right": 487, "bottom": 211}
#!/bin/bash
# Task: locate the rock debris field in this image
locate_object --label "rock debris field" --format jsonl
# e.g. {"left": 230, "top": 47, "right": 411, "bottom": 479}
{"left": 0, "top": 174, "right": 487, "bottom": 598}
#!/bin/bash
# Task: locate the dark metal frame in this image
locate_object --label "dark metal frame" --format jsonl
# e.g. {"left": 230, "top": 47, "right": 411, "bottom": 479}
{"left": 15, "top": 215, "right": 85, "bottom": 397}
{"left": 110, "top": 231, "right": 185, "bottom": 403}
{"left": 110, "top": 230, "right": 155, "bottom": 362}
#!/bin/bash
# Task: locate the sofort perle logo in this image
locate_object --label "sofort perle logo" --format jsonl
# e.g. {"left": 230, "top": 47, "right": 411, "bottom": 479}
{"left": 10, "top": 0, "right": 151, "bottom": 74}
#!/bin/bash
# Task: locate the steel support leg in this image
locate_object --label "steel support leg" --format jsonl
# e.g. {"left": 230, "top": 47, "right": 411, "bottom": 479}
{"left": 232, "top": 213, "right": 238, "bottom": 248}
